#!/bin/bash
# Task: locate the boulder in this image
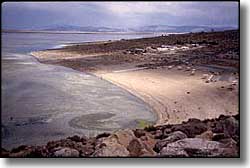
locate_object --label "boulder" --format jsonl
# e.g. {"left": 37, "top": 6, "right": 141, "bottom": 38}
{"left": 92, "top": 129, "right": 134, "bottom": 157}
{"left": 133, "top": 129, "right": 146, "bottom": 138}
{"left": 154, "top": 130, "right": 163, "bottom": 139}
{"left": 171, "top": 119, "right": 208, "bottom": 137}
{"left": 224, "top": 117, "right": 239, "bottom": 138}
{"left": 127, "top": 138, "right": 156, "bottom": 157}
{"left": 67, "top": 135, "right": 82, "bottom": 142}
{"left": 53, "top": 147, "right": 79, "bottom": 157}
{"left": 139, "top": 133, "right": 157, "bottom": 153}
{"left": 154, "top": 131, "right": 187, "bottom": 152}
{"left": 159, "top": 138, "right": 238, "bottom": 157}
{"left": 112, "top": 129, "right": 135, "bottom": 148}
{"left": 30, "top": 146, "right": 49, "bottom": 157}
{"left": 9, "top": 146, "right": 33, "bottom": 157}
{"left": 212, "top": 116, "right": 239, "bottom": 139}
{"left": 9, "top": 146, "right": 45, "bottom": 157}
{"left": 195, "top": 130, "right": 214, "bottom": 140}
{"left": 92, "top": 144, "right": 129, "bottom": 157}
{"left": 78, "top": 143, "right": 95, "bottom": 157}
{"left": 162, "top": 128, "right": 172, "bottom": 138}
{"left": 92, "top": 135, "right": 129, "bottom": 157}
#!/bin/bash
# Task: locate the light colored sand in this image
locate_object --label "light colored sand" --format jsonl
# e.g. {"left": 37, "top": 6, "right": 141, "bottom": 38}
{"left": 95, "top": 67, "right": 238, "bottom": 125}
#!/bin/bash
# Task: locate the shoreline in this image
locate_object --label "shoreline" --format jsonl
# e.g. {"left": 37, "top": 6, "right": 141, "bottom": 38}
{"left": 30, "top": 50, "right": 168, "bottom": 125}
{"left": 93, "top": 72, "right": 168, "bottom": 125}
{"left": 91, "top": 72, "right": 162, "bottom": 124}
{"left": 29, "top": 51, "right": 160, "bottom": 125}
{"left": 31, "top": 30, "right": 239, "bottom": 125}
{"left": 2, "top": 30, "right": 239, "bottom": 157}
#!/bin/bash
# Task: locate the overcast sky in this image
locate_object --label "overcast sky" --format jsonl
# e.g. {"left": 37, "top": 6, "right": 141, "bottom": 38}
{"left": 2, "top": 2, "right": 239, "bottom": 29}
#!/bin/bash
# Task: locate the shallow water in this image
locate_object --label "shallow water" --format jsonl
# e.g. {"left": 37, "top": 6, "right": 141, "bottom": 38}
{"left": 1, "top": 32, "right": 157, "bottom": 149}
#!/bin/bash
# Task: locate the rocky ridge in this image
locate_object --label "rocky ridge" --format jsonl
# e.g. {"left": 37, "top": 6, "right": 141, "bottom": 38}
{"left": 1, "top": 114, "right": 239, "bottom": 157}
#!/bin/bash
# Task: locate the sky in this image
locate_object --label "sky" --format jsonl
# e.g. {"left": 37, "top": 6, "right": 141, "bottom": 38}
{"left": 1, "top": 1, "right": 239, "bottom": 29}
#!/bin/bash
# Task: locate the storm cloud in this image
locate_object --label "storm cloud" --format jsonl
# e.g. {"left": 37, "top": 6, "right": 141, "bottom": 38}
{"left": 2, "top": 2, "right": 239, "bottom": 29}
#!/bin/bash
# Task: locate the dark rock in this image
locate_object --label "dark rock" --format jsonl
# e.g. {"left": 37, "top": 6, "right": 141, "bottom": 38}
{"left": 29, "top": 146, "right": 49, "bottom": 157}
{"left": 134, "top": 129, "right": 146, "bottom": 138}
{"left": 154, "top": 130, "right": 163, "bottom": 139}
{"left": 154, "top": 131, "right": 187, "bottom": 152}
{"left": 9, "top": 146, "right": 35, "bottom": 157}
{"left": 212, "top": 133, "right": 226, "bottom": 141}
{"left": 76, "top": 142, "right": 92, "bottom": 154}
{"left": 212, "top": 116, "right": 239, "bottom": 140}
{"left": 9, "top": 145, "right": 48, "bottom": 157}
{"left": 211, "top": 122, "right": 224, "bottom": 133}
{"left": 79, "top": 145, "right": 95, "bottom": 157}
{"left": 1, "top": 148, "right": 10, "bottom": 157}
{"left": 96, "top": 132, "right": 111, "bottom": 139}
{"left": 46, "top": 138, "right": 85, "bottom": 153}
{"left": 11, "top": 145, "right": 28, "bottom": 153}
{"left": 86, "top": 137, "right": 97, "bottom": 146}
{"left": 224, "top": 117, "right": 239, "bottom": 137}
{"left": 46, "top": 141, "right": 61, "bottom": 152}
{"left": 162, "top": 128, "right": 173, "bottom": 139}
{"left": 233, "top": 114, "right": 239, "bottom": 120}
{"left": 171, "top": 120, "right": 208, "bottom": 138}
{"left": 67, "top": 135, "right": 81, "bottom": 142}
{"left": 127, "top": 139, "right": 144, "bottom": 156}
{"left": 218, "top": 114, "right": 228, "bottom": 120}
{"left": 187, "top": 118, "right": 202, "bottom": 123}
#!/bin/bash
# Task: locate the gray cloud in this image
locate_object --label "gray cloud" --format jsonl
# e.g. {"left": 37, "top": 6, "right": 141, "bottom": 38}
{"left": 2, "top": 2, "right": 239, "bottom": 29}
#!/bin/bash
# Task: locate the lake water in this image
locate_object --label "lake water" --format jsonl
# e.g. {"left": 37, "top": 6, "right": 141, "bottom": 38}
{"left": 1, "top": 32, "right": 157, "bottom": 149}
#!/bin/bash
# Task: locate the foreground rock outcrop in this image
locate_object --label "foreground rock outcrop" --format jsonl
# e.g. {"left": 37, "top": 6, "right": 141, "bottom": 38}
{"left": 1, "top": 114, "right": 239, "bottom": 157}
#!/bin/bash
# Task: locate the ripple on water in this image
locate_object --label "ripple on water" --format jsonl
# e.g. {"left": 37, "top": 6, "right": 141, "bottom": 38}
{"left": 68, "top": 112, "right": 121, "bottom": 131}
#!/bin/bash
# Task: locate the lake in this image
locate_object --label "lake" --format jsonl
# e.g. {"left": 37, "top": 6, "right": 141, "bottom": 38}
{"left": 1, "top": 32, "right": 157, "bottom": 149}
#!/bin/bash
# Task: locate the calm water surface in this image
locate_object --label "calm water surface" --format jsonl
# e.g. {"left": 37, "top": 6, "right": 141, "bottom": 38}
{"left": 1, "top": 32, "right": 157, "bottom": 149}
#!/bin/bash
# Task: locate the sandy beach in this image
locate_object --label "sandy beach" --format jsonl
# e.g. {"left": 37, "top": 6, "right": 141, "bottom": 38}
{"left": 95, "top": 66, "right": 238, "bottom": 125}
{"left": 31, "top": 30, "right": 239, "bottom": 125}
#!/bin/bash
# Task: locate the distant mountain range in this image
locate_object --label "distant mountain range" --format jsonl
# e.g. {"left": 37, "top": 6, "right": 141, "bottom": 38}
{"left": 39, "top": 25, "right": 124, "bottom": 32}
{"left": 3, "top": 24, "right": 237, "bottom": 33}
{"left": 132, "top": 25, "right": 237, "bottom": 33}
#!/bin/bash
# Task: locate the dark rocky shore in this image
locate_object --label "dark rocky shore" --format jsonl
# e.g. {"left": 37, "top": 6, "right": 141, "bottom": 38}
{"left": 1, "top": 114, "right": 239, "bottom": 157}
